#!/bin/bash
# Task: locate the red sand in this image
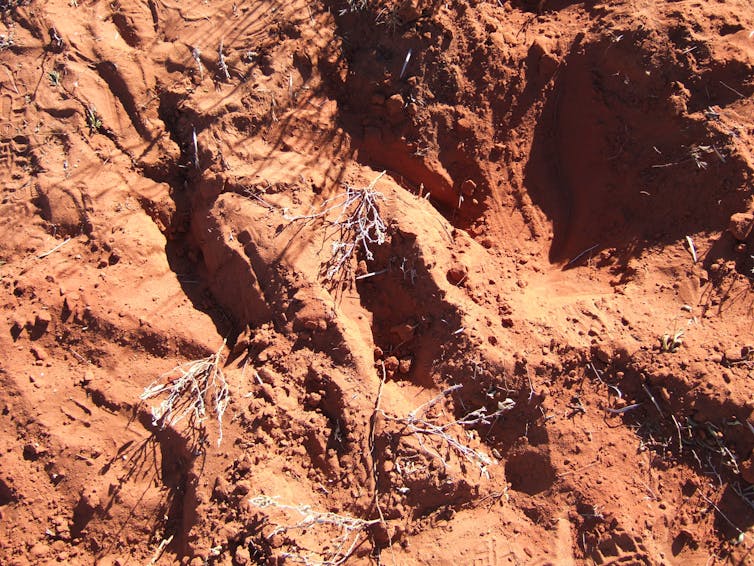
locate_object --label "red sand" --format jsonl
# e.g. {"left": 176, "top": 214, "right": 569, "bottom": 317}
{"left": 2, "top": 0, "right": 754, "bottom": 564}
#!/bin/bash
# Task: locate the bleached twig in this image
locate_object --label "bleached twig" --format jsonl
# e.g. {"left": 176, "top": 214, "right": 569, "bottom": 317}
{"left": 248, "top": 496, "right": 380, "bottom": 565}
{"left": 140, "top": 341, "right": 229, "bottom": 445}
{"left": 37, "top": 237, "right": 71, "bottom": 259}
{"left": 383, "top": 384, "right": 515, "bottom": 476}
{"left": 217, "top": 40, "right": 231, "bottom": 82}
{"left": 285, "top": 172, "right": 388, "bottom": 282}
{"left": 192, "top": 46, "right": 204, "bottom": 80}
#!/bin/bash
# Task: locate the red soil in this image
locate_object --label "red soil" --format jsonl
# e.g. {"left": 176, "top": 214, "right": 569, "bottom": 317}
{"left": 2, "top": 0, "right": 754, "bottom": 564}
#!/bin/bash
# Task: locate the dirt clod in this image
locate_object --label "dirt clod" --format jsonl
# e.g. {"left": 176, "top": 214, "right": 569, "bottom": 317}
{"left": 729, "top": 212, "right": 754, "bottom": 241}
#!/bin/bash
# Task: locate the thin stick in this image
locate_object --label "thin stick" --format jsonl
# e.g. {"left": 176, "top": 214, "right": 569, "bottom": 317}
{"left": 700, "top": 492, "right": 744, "bottom": 537}
{"left": 147, "top": 534, "right": 174, "bottom": 565}
{"left": 605, "top": 403, "right": 642, "bottom": 415}
{"left": 37, "top": 237, "right": 71, "bottom": 259}
{"left": 685, "top": 235, "right": 698, "bottom": 263}
{"left": 355, "top": 268, "right": 388, "bottom": 280}
{"left": 217, "top": 40, "right": 231, "bottom": 82}
{"left": 718, "top": 81, "right": 745, "bottom": 99}
{"left": 642, "top": 383, "right": 664, "bottom": 418}
{"left": 671, "top": 413, "right": 683, "bottom": 453}
{"left": 192, "top": 127, "right": 200, "bottom": 169}
{"left": 369, "top": 363, "right": 396, "bottom": 564}
{"left": 565, "top": 244, "right": 598, "bottom": 267}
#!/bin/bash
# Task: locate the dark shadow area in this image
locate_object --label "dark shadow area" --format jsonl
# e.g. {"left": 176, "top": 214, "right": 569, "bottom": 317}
{"left": 523, "top": 33, "right": 752, "bottom": 265}
{"left": 509, "top": 0, "right": 586, "bottom": 13}
{"left": 319, "top": 1, "right": 494, "bottom": 229}
{"left": 354, "top": 229, "right": 463, "bottom": 387}
{"left": 592, "top": 357, "right": 754, "bottom": 543}
{"left": 94, "top": 409, "right": 204, "bottom": 560}
{"left": 0, "top": 476, "right": 17, "bottom": 506}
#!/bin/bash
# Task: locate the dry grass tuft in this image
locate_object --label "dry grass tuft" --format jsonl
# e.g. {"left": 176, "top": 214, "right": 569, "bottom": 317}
{"left": 140, "top": 341, "right": 229, "bottom": 446}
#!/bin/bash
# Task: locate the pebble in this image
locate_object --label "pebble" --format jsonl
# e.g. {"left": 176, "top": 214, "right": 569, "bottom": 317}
{"left": 234, "top": 546, "right": 251, "bottom": 566}
{"left": 29, "top": 542, "right": 49, "bottom": 558}
{"left": 35, "top": 310, "right": 52, "bottom": 330}
{"left": 729, "top": 212, "right": 754, "bottom": 241}
{"left": 30, "top": 345, "right": 48, "bottom": 361}
{"left": 446, "top": 264, "right": 467, "bottom": 286}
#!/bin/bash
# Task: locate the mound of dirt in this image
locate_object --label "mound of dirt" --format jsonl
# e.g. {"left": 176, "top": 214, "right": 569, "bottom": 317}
{"left": 2, "top": 0, "right": 754, "bottom": 564}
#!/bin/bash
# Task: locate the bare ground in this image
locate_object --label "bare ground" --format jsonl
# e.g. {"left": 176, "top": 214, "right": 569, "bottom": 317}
{"left": 2, "top": 0, "right": 754, "bottom": 564}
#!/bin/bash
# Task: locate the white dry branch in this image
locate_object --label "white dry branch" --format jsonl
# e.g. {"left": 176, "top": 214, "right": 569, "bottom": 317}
{"left": 248, "top": 496, "right": 380, "bottom": 566}
{"left": 383, "top": 384, "right": 515, "bottom": 477}
{"left": 140, "top": 341, "right": 229, "bottom": 446}
{"left": 191, "top": 46, "right": 204, "bottom": 80}
{"left": 217, "top": 39, "right": 231, "bottom": 82}
{"left": 285, "top": 171, "right": 388, "bottom": 282}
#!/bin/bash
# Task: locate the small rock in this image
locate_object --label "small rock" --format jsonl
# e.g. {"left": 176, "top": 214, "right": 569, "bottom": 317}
{"left": 29, "top": 542, "right": 50, "bottom": 558}
{"left": 724, "top": 347, "right": 745, "bottom": 362}
{"left": 398, "top": 358, "right": 412, "bottom": 374}
{"left": 23, "top": 442, "right": 47, "bottom": 460}
{"left": 383, "top": 356, "right": 399, "bottom": 373}
{"left": 269, "top": 533, "right": 285, "bottom": 549}
{"left": 461, "top": 179, "right": 477, "bottom": 196}
{"left": 81, "top": 370, "right": 94, "bottom": 386}
{"left": 446, "top": 264, "right": 468, "bottom": 286}
{"left": 729, "top": 212, "right": 754, "bottom": 241}
{"left": 369, "top": 521, "right": 394, "bottom": 547}
{"left": 35, "top": 311, "right": 52, "bottom": 332}
{"left": 212, "top": 476, "right": 231, "bottom": 501}
{"left": 30, "top": 345, "right": 48, "bottom": 361}
{"left": 381, "top": 459, "right": 395, "bottom": 474}
{"left": 741, "top": 456, "right": 754, "bottom": 484}
{"left": 234, "top": 546, "right": 251, "bottom": 566}
{"left": 234, "top": 480, "right": 251, "bottom": 495}
{"left": 305, "top": 392, "right": 322, "bottom": 408}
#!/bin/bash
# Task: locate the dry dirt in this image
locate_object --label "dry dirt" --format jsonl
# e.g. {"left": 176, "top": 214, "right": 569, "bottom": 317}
{"left": 2, "top": 0, "right": 754, "bottom": 564}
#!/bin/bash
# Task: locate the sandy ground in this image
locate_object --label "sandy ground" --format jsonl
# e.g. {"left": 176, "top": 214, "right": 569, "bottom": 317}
{"left": 1, "top": 0, "right": 754, "bottom": 564}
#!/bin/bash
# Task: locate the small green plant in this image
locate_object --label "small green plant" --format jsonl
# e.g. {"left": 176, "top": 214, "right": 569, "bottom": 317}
{"left": 85, "top": 106, "right": 102, "bottom": 133}
{"left": 660, "top": 330, "right": 684, "bottom": 353}
{"left": 48, "top": 70, "right": 60, "bottom": 86}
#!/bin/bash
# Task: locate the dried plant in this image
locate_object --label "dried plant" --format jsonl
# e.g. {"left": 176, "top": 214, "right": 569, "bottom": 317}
{"left": 217, "top": 39, "right": 231, "bottom": 82}
{"left": 140, "top": 341, "right": 229, "bottom": 446}
{"left": 382, "top": 384, "right": 515, "bottom": 477}
{"left": 248, "top": 496, "right": 380, "bottom": 565}
{"left": 285, "top": 171, "right": 388, "bottom": 283}
{"left": 191, "top": 46, "right": 204, "bottom": 80}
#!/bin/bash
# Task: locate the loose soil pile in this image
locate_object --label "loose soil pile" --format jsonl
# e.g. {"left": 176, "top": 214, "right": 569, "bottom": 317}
{"left": 2, "top": 0, "right": 754, "bottom": 564}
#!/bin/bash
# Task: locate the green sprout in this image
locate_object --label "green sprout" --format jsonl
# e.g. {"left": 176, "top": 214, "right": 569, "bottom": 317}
{"left": 86, "top": 106, "right": 102, "bottom": 134}
{"left": 660, "top": 330, "right": 684, "bottom": 353}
